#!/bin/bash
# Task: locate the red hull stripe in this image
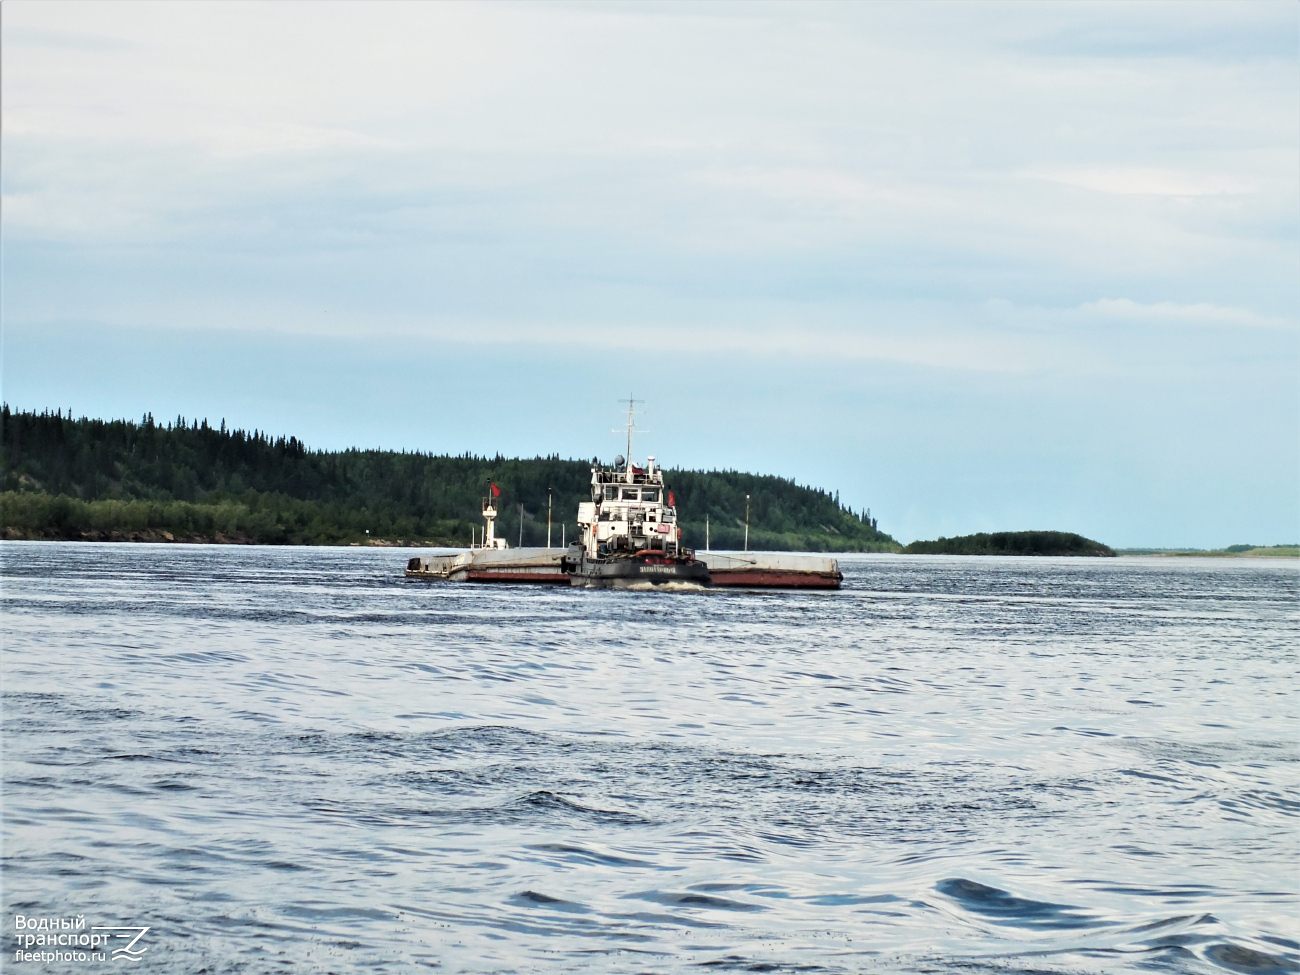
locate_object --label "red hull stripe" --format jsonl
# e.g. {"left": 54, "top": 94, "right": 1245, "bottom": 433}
{"left": 463, "top": 571, "right": 569, "bottom": 584}
{"left": 707, "top": 571, "right": 841, "bottom": 589}
{"left": 410, "top": 569, "right": 841, "bottom": 589}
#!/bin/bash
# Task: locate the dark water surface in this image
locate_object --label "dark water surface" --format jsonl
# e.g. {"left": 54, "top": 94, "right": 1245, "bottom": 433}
{"left": 2, "top": 542, "right": 1296, "bottom": 973}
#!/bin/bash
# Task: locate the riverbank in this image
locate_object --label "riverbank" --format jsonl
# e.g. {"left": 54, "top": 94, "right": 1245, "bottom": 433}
{"left": 1, "top": 408, "right": 896, "bottom": 553}
{"left": 0, "top": 491, "right": 464, "bottom": 548}
{"left": 1118, "top": 546, "right": 1298, "bottom": 558}
{"left": 0, "top": 492, "right": 899, "bottom": 551}
{"left": 1, "top": 527, "right": 425, "bottom": 547}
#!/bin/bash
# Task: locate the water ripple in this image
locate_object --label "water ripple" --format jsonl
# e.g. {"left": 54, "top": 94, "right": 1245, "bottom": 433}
{"left": 2, "top": 542, "right": 1296, "bottom": 973}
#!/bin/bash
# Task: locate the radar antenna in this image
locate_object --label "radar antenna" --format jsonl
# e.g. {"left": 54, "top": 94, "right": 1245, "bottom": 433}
{"left": 613, "top": 395, "right": 648, "bottom": 471}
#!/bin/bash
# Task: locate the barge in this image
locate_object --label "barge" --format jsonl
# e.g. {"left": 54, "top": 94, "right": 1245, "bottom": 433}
{"left": 404, "top": 410, "right": 842, "bottom": 589}
{"left": 406, "top": 548, "right": 841, "bottom": 589}
{"left": 405, "top": 547, "right": 568, "bottom": 584}
{"left": 700, "top": 551, "right": 842, "bottom": 589}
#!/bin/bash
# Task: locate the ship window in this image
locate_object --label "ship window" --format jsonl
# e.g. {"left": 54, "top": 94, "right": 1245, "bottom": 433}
{"left": 621, "top": 488, "right": 638, "bottom": 500}
{"left": 604, "top": 486, "right": 618, "bottom": 500}
{"left": 641, "top": 489, "right": 659, "bottom": 502}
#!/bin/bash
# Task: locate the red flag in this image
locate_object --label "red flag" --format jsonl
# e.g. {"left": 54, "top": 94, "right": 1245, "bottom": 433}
{"left": 668, "top": 491, "right": 675, "bottom": 507}
{"left": 490, "top": 482, "right": 500, "bottom": 498}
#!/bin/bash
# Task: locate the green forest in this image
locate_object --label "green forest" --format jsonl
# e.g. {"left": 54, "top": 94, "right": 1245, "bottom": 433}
{"left": 0, "top": 407, "right": 899, "bottom": 551}
{"left": 903, "top": 531, "right": 1115, "bottom": 557}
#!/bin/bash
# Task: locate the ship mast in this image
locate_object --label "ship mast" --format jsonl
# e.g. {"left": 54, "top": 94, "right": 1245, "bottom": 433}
{"left": 614, "top": 395, "right": 646, "bottom": 472}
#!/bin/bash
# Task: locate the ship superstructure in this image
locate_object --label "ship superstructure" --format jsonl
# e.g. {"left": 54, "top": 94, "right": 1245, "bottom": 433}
{"left": 577, "top": 454, "right": 679, "bottom": 559}
{"left": 560, "top": 400, "right": 710, "bottom": 588}
{"left": 562, "top": 453, "right": 709, "bottom": 587}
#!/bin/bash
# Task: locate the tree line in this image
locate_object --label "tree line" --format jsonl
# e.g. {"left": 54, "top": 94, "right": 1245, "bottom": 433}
{"left": 903, "top": 531, "right": 1114, "bottom": 556}
{"left": 0, "top": 407, "right": 899, "bottom": 551}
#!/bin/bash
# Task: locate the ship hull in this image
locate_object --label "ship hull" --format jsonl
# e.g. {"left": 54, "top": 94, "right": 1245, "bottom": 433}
{"left": 699, "top": 552, "right": 842, "bottom": 590}
{"left": 705, "top": 569, "right": 841, "bottom": 589}
{"left": 567, "top": 554, "right": 711, "bottom": 589}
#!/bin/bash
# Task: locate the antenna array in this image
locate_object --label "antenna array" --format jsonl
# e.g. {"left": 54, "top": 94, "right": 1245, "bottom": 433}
{"left": 612, "top": 395, "right": 649, "bottom": 468}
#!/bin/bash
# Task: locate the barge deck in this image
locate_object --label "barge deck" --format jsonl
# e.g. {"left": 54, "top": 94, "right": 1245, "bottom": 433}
{"left": 406, "top": 549, "right": 841, "bottom": 589}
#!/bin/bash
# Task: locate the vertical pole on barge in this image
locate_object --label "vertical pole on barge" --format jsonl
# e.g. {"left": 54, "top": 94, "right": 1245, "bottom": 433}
{"left": 547, "top": 489, "right": 553, "bottom": 549}
{"left": 744, "top": 495, "right": 750, "bottom": 552}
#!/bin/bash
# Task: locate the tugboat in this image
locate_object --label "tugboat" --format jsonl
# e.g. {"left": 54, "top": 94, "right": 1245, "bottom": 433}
{"left": 561, "top": 401, "right": 710, "bottom": 589}
{"left": 561, "top": 454, "right": 710, "bottom": 588}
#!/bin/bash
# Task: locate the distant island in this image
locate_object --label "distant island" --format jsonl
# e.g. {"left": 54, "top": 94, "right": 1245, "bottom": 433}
{"left": 1116, "top": 544, "right": 1298, "bottom": 558}
{"left": 904, "top": 531, "right": 1116, "bottom": 557}
{"left": 0, "top": 407, "right": 899, "bottom": 552}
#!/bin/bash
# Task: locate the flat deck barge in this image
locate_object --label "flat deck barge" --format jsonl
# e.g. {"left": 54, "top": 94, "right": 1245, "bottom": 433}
{"left": 406, "top": 548, "right": 568, "bottom": 584}
{"left": 406, "top": 549, "right": 841, "bottom": 589}
{"left": 699, "top": 552, "right": 842, "bottom": 588}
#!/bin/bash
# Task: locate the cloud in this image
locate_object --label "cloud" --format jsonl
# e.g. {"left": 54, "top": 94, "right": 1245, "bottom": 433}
{"left": 435, "top": 320, "right": 1038, "bottom": 374}
{"left": 1003, "top": 2, "right": 1298, "bottom": 63}
{"left": 1027, "top": 168, "right": 1254, "bottom": 197}
{"left": 1080, "top": 298, "right": 1294, "bottom": 330}
{"left": 2, "top": 1, "right": 1296, "bottom": 546}
{"left": 3, "top": 4, "right": 1297, "bottom": 353}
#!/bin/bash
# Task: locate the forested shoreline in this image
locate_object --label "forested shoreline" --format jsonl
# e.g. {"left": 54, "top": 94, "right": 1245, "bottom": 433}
{"left": 0, "top": 407, "right": 899, "bottom": 551}
{"left": 903, "top": 531, "right": 1115, "bottom": 557}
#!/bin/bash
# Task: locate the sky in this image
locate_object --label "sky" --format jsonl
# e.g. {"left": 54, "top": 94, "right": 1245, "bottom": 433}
{"left": 2, "top": 1, "right": 1297, "bottom": 547}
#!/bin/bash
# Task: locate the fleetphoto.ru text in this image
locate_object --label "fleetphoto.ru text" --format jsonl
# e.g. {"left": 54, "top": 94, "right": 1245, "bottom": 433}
{"left": 13, "top": 915, "right": 150, "bottom": 964}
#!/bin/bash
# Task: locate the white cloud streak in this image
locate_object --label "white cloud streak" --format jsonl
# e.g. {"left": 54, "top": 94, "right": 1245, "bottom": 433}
{"left": 1081, "top": 298, "right": 1295, "bottom": 330}
{"left": 1026, "top": 169, "right": 1255, "bottom": 197}
{"left": 2, "top": 1, "right": 1296, "bottom": 360}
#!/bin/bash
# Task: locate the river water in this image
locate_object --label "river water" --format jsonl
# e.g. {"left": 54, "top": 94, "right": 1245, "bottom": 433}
{"left": 2, "top": 542, "right": 1296, "bottom": 973}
